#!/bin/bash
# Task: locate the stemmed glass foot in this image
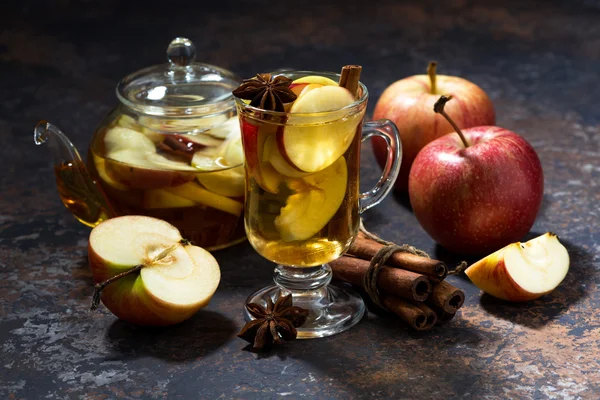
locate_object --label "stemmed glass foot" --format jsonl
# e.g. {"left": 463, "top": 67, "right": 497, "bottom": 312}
{"left": 244, "top": 264, "right": 365, "bottom": 339}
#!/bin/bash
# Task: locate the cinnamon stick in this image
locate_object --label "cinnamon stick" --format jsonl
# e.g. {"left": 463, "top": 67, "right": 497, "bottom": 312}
{"left": 349, "top": 232, "right": 448, "bottom": 281}
{"left": 435, "top": 310, "right": 457, "bottom": 323}
{"left": 338, "top": 65, "right": 362, "bottom": 98}
{"left": 425, "top": 281, "right": 465, "bottom": 314}
{"left": 330, "top": 255, "right": 432, "bottom": 302}
{"left": 381, "top": 296, "right": 437, "bottom": 331}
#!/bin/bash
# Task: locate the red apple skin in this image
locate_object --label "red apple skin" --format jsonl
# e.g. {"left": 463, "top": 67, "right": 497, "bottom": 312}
{"left": 408, "top": 126, "right": 543, "bottom": 255}
{"left": 372, "top": 74, "right": 495, "bottom": 191}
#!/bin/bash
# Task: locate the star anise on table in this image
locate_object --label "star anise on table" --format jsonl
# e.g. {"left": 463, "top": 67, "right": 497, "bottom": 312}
{"left": 232, "top": 73, "right": 297, "bottom": 112}
{"left": 238, "top": 294, "right": 309, "bottom": 351}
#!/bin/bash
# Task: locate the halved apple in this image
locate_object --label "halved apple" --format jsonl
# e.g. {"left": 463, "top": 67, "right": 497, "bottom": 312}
{"left": 88, "top": 215, "right": 220, "bottom": 326}
{"left": 165, "top": 182, "right": 243, "bottom": 216}
{"left": 279, "top": 86, "right": 360, "bottom": 173}
{"left": 275, "top": 156, "right": 348, "bottom": 241}
{"left": 465, "top": 232, "right": 570, "bottom": 302}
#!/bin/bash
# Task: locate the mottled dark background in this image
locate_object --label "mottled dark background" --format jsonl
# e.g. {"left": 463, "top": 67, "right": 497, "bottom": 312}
{"left": 1, "top": 0, "right": 599, "bottom": 399}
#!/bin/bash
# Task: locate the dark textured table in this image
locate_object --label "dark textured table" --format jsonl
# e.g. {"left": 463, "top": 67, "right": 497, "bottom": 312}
{"left": 1, "top": 0, "right": 599, "bottom": 398}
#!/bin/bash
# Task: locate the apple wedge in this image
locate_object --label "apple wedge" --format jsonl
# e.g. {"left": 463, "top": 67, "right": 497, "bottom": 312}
{"left": 239, "top": 118, "right": 283, "bottom": 193}
{"left": 465, "top": 232, "right": 569, "bottom": 302}
{"left": 104, "top": 127, "right": 196, "bottom": 189}
{"left": 206, "top": 116, "right": 241, "bottom": 140}
{"left": 291, "top": 75, "right": 339, "bottom": 86}
{"left": 196, "top": 166, "right": 245, "bottom": 198}
{"left": 88, "top": 215, "right": 220, "bottom": 326}
{"left": 165, "top": 182, "right": 243, "bottom": 216}
{"left": 280, "top": 86, "right": 360, "bottom": 172}
{"left": 142, "top": 189, "right": 197, "bottom": 209}
{"left": 275, "top": 157, "right": 348, "bottom": 241}
{"left": 263, "top": 134, "right": 310, "bottom": 178}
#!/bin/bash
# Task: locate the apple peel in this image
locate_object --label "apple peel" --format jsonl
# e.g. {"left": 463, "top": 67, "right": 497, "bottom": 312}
{"left": 465, "top": 232, "right": 569, "bottom": 302}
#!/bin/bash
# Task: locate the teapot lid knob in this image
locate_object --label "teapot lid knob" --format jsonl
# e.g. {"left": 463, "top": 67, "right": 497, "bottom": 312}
{"left": 167, "top": 37, "right": 196, "bottom": 67}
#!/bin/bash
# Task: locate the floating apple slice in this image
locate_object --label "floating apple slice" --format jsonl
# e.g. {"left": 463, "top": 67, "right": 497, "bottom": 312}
{"left": 238, "top": 119, "right": 283, "bottom": 193}
{"left": 179, "top": 133, "right": 223, "bottom": 148}
{"left": 263, "top": 134, "right": 310, "bottom": 178}
{"left": 292, "top": 75, "right": 339, "bottom": 86}
{"left": 196, "top": 166, "right": 245, "bottom": 198}
{"left": 138, "top": 114, "right": 229, "bottom": 134}
{"left": 165, "top": 182, "right": 243, "bottom": 216}
{"left": 465, "top": 232, "right": 570, "bottom": 302}
{"left": 88, "top": 215, "right": 221, "bottom": 326}
{"left": 105, "top": 126, "right": 156, "bottom": 154}
{"left": 275, "top": 157, "right": 348, "bottom": 241}
{"left": 142, "top": 189, "right": 197, "bottom": 209}
{"left": 280, "top": 86, "right": 359, "bottom": 172}
{"left": 206, "top": 117, "right": 241, "bottom": 140}
{"left": 105, "top": 149, "right": 196, "bottom": 189}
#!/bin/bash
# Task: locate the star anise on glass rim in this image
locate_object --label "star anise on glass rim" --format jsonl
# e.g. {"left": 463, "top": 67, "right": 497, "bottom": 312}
{"left": 232, "top": 73, "right": 297, "bottom": 112}
{"left": 238, "top": 294, "right": 309, "bottom": 351}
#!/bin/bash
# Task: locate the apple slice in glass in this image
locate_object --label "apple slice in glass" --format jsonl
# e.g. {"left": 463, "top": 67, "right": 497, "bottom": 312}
{"left": 263, "top": 134, "right": 310, "bottom": 178}
{"left": 279, "top": 86, "right": 359, "bottom": 173}
{"left": 88, "top": 215, "right": 220, "bottom": 326}
{"left": 275, "top": 156, "right": 348, "bottom": 242}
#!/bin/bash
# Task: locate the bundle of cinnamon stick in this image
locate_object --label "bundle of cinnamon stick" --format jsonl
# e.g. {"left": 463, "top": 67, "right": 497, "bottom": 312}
{"left": 330, "top": 231, "right": 465, "bottom": 331}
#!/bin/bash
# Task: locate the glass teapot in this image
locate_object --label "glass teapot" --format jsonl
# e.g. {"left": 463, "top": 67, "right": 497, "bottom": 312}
{"left": 34, "top": 38, "right": 246, "bottom": 251}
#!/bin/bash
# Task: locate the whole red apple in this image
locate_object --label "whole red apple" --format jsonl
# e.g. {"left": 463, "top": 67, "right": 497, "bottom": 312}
{"left": 408, "top": 96, "right": 543, "bottom": 255}
{"left": 372, "top": 62, "right": 495, "bottom": 191}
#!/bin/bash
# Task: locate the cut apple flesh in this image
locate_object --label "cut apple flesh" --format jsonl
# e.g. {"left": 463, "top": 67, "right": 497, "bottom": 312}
{"left": 275, "top": 156, "right": 348, "bottom": 241}
{"left": 465, "top": 233, "right": 570, "bottom": 301}
{"left": 90, "top": 216, "right": 183, "bottom": 271}
{"left": 89, "top": 216, "right": 220, "bottom": 312}
{"left": 165, "top": 182, "right": 243, "bottom": 216}
{"left": 291, "top": 75, "right": 339, "bottom": 86}
{"left": 263, "top": 134, "right": 310, "bottom": 178}
{"left": 282, "top": 86, "right": 360, "bottom": 172}
{"left": 196, "top": 166, "right": 245, "bottom": 197}
{"left": 142, "top": 189, "right": 197, "bottom": 209}
{"left": 206, "top": 117, "right": 241, "bottom": 139}
{"left": 141, "top": 244, "right": 220, "bottom": 307}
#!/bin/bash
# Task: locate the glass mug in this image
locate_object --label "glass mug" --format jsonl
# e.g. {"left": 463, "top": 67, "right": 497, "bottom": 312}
{"left": 235, "top": 71, "right": 401, "bottom": 338}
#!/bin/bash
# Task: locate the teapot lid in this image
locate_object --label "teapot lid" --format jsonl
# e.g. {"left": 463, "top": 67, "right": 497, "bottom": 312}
{"left": 116, "top": 37, "right": 241, "bottom": 117}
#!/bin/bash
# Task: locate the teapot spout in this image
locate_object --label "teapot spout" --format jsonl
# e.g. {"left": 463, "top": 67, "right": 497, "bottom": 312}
{"left": 34, "top": 121, "right": 116, "bottom": 227}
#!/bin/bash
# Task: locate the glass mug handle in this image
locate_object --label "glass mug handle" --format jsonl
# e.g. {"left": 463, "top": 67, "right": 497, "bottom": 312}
{"left": 359, "top": 119, "right": 402, "bottom": 213}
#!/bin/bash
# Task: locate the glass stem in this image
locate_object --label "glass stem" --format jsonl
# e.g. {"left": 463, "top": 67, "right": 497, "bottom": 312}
{"left": 273, "top": 264, "right": 332, "bottom": 292}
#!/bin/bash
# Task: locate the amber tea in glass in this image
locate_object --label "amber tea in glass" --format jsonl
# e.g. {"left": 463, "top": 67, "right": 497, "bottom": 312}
{"left": 236, "top": 70, "right": 402, "bottom": 338}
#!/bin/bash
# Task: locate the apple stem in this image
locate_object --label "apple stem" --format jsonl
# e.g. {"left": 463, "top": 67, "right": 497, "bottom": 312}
{"left": 427, "top": 61, "right": 437, "bottom": 94}
{"left": 433, "top": 95, "right": 470, "bottom": 148}
{"left": 90, "top": 240, "right": 188, "bottom": 311}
